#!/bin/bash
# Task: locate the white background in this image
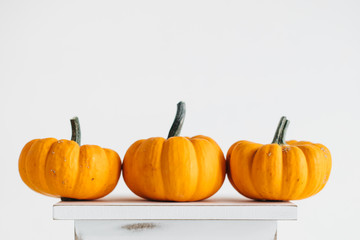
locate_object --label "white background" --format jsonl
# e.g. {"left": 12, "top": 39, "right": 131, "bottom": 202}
{"left": 1, "top": 0, "right": 359, "bottom": 239}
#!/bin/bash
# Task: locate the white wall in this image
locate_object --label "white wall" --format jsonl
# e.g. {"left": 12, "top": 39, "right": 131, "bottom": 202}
{"left": 1, "top": 0, "right": 359, "bottom": 239}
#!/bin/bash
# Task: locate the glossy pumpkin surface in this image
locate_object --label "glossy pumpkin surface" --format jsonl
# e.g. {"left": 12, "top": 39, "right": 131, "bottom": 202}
{"left": 227, "top": 117, "right": 331, "bottom": 201}
{"left": 123, "top": 102, "right": 226, "bottom": 202}
{"left": 18, "top": 117, "right": 121, "bottom": 200}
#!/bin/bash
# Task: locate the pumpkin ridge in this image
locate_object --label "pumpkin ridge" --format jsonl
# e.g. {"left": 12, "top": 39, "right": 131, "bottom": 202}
{"left": 294, "top": 145, "right": 309, "bottom": 200}
{"left": 24, "top": 139, "right": 45, "bottom": 195}
{"left": 227, "top": 142, "right": 242, "bottom": 194}
{"left": 226, "top": 142, "right": 241, "bottom": 195}
{"left": 162, "top": 137, "right": 198, "bottom": 201}
{"left": 123, "top": 139, "right": 147, "bottom": 200}
{"left": 280, "top": 145, "right": 287, "bottom": 200}
{"left": 250, "top": 145, "right": 266, "bottom": 200}
{"left": 252, "top": 144, "right": 283, "bottom": 200}
{"left": 160, "top": 138, "right": 173, "bottom": 201}
{"left": 42, "top": 141, "right": 53, "bottom": 195}
{"left": 39, "top": 138, "right": 60, "bottom": 196}
{"left": 46, "top": 140, "right": 80, "bottom": 198}
{"left": 185, "top": 137, "right": 200, "bottom": 201}
{"left": 141, "top": 138, "right": 163, "bottom": 200}
{"left": 129, "top": 139, "right": 149, "bottom": 200}
{"left": 230, "top": 141, "right": 261, "bottom": 200}
{"left": 139, "top": 137, "right": 166, "bottom": 201}
{"left": 280, "top": 145, "right": 308, "bottom": 200}
{"left": 184, "top": 136, "right": 225, "bottom": 201}
{"left": 18, "top": 139, "right": 43, "bottom": 195}
{"left": 69, "top": 142, "right": 84, "bottom": 198}
{"left": 306, "top": 146, "right": 329, "bottom": 198}
{"left": 189, "top": 137, "right": 212, "bottom": 201}
{"left": 297, "top": 146, "right": 312, "bottom": 200}
{"left": 27, "top": 138, "right": 58, "bottom": 197}
{"left": 245, "top": 144, "right": 261, "bottom": 199}
{"left": 102, "top": 148, "right": 121, "bottom": 196}
{"left": 67, "top": 143, "right": 84, "bottom": 199}
{"left": 295, "top": 144, "right": 323, "bottom": 199}
{"left": 76, "top": 146, "right": 92, "bottom": 199}
{"left": 288, "top": 140, "right": 331, "bottom": 200}
{"left": 76, "top": 146, "right": 114, "bottom": 199}
{"left": 312, "top": 144, "right": 332, "bottom": 195}
{"left": 153, "top": 138, "right": 166, "bottom": 201}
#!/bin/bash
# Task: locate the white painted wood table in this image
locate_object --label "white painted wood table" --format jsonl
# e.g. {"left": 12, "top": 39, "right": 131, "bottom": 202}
{"left": 53, "top": 196, "right": 297, "bottom": 240}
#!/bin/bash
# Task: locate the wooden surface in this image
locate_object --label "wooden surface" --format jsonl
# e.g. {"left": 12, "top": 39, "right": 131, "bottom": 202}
{"left": 53, "top": 196, "right": 297, "bottom": 220}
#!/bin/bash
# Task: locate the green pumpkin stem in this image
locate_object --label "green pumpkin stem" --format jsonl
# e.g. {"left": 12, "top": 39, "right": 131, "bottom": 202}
{"left": 272, "top": 116, "right": 287, "bottom": 144}
{"left": 70, "top": 117, "right": 81, "bottom": 145}
{"left": 278, "top": 119, "right": 290, "bottom": 145}
{"left": 167, "top": 101, "right": 186, "bottom": 139}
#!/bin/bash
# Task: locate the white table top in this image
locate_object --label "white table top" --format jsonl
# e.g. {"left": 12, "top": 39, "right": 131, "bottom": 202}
{"left": 53, "top": 195, "right": 297, "bottom": 220}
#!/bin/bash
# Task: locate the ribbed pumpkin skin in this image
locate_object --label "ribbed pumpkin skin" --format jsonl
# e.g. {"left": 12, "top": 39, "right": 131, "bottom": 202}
{"left": 227, "top": 140, "right": 331, "bottom": 201}
{"left": 123, "top": 135, "right": 226, "bottom": 202}
{"left": 19, "top": 138, "right": 121, "bottom": 200}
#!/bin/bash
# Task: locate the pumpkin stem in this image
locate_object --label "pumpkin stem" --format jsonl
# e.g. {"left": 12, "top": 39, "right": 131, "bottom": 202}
{"left": 167, "top": 101, "right": 186, "bottom": 139}
{"left": 279, "top": 119, "right": 290, "bottom": 145}
{"left": 70, "top": 117, "right": 81, "bottom": 145}
{"left": 272, "top": 116, "right": 287, "bottom": 144}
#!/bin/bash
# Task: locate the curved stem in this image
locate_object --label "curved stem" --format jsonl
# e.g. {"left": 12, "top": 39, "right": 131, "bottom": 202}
{"left": 272, "top": 116, "right": 287, "bottom": 144}
{"left": 167, "top": 101, "right": 186, "bottom": 139}
{"left": 70, "top": 117, "right": 81, "bottom": 145}
{"left": 279, "top": 119, "right": 290, "bottom": 145}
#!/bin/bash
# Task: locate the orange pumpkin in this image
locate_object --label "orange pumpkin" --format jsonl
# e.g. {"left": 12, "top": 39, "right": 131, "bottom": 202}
{"left": 18, "top": 117, "right": 121, "bottom": 200}
{"left": 227, "top": 117, "right": 331, "bottom": 201}
{"left": 123, "top": 102, "right": 226, "bottom": 202}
